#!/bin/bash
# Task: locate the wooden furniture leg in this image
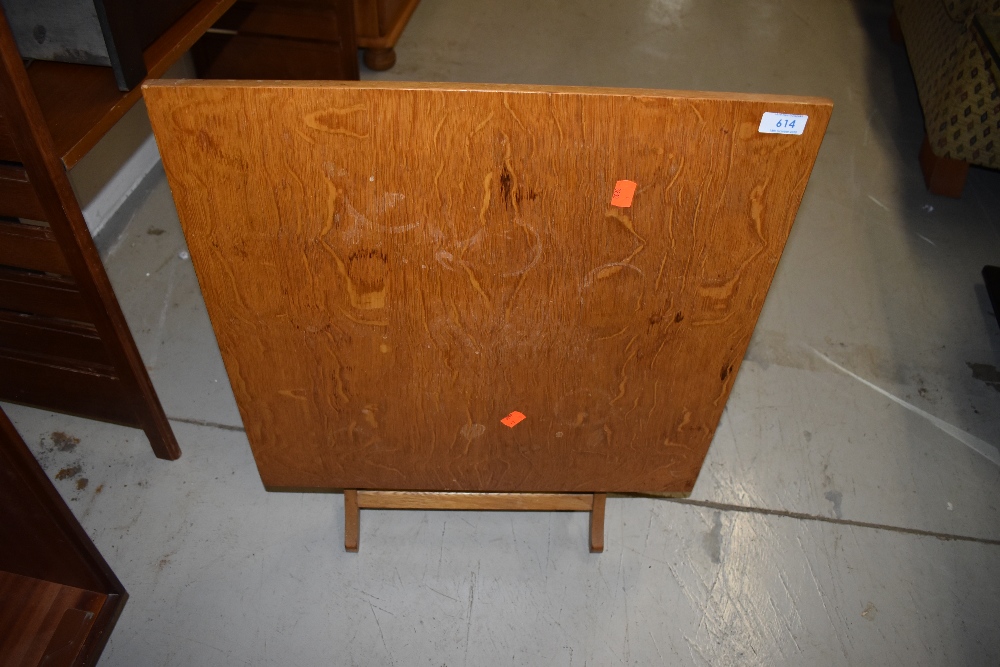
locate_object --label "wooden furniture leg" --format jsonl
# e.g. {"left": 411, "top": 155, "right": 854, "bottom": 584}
{"left": 983, "top": 266, "right": 1000, "bottom": 331}
{"left": 889, "top": 9, "right": 903, "bottom": 44}
{"left": 344, "top": 489, "right": 359, "bottom": 552}
{"left": 589, "top": 493, "right": 606, "bottom": 553}
{"left": 920, "top": 134, "right": 969, "bottom": 198}
{"left": 363, "top": 47, "right": 396, "bottom": 70}
{"left": 344, "top": 491, "right": 603, "bottom": 553}
{"left": 353, "top": 0, "right": 420, "bottom": 71}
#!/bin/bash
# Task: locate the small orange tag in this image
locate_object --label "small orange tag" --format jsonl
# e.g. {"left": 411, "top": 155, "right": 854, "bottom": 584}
{"left": 501, "top": 411, "right": 526, "bottom": 428}
{"left": 611, "top": 180, "right": 636, "bottom": 207}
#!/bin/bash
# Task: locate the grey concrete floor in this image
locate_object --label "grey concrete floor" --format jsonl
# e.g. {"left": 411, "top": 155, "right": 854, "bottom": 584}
{"left": 6, "top": 0, "right": 1000, "bottom": 664}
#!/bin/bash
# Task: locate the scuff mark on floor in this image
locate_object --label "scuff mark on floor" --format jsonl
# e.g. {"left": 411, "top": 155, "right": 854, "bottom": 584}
{"left": 703, "top": 512, "right": 723, "bottom": 564}
{"left": 967, "top": 362, "right": 1000, "bottom": 393}
{"left": 147, "top": 257, "right": 182, "bottom": 368}
{"left": 868, "top": 194, "right": 889, "bottom": 211}
{"left": 824, "top": 490, "right": 843, "bottom": 519}
{"left": 809, "top": 347, "right": 1000, "bottom": 466}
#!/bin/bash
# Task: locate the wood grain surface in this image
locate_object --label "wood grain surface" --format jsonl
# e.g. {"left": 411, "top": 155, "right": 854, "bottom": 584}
{"left": 144, "top": 81, "right": 831, "bottom": 493}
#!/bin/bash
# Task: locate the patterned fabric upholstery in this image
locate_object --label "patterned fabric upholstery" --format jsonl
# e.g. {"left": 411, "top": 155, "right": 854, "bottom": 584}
{"left": 943, "top": 0, "right": 1000, "bottom": 22}
{"left": 895, "top": 0, "right": 1000, "bottom": 168}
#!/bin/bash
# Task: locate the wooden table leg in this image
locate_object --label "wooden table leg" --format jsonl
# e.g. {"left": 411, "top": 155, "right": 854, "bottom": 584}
{"left": 344, "top": 490, "right": 359, "bottom": 552}
{"left": 919, "top": 135, "right": 969, "bottom": 198}
{"left": 590, "top": 493, "right": 606, "bottom": 553}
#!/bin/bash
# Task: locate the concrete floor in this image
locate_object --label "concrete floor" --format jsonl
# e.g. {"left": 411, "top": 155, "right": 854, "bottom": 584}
{"left": 6, "top": 0, "right": 1000, "bottom": 664}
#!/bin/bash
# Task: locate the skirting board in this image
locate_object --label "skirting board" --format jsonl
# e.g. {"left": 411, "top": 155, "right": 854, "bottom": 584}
{"left": 81, "top": 133, "right": 162, "bottom": 247}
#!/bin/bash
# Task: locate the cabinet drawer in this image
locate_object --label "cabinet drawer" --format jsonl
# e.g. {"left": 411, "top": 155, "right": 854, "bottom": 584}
{"left": 0, "top": 220, "right": 70, "bottom": 275}
{"left": 0, "top": 268, "right": 91, "bottom": 323}
{"left": 0, "top": 351, "right": 136, "bottom": 427}
{"left": 0, "top": 311, "right": 109, "bottom": 368}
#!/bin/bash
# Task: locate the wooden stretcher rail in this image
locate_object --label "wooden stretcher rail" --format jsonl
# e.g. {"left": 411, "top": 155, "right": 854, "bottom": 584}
{"left": 345, "top": 491, "right": 607, "bottom": 553}
{"left": 356, "top": 491, "right": 596, "bottom": 511}
{"left": 0, "top": 219, "right": 70, "bottom": 275}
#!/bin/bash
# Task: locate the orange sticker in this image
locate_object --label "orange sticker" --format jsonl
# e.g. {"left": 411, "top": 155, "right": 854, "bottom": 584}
{"left": 501, "top": 411, "right": 526, "bottom": 428}
{"left": 611, "top": 180, "right": 636, "bottom": 207}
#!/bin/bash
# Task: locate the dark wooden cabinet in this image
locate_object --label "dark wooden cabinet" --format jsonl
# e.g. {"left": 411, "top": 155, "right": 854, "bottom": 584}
{"left": 352, "top": 0, "right": 420, "bottom": 70}
{"left": 0, "top": 1, "right": 237, "bottom": 460}
{"left": 0, "top": 407, "right": 126, "bottom": 666}
{"left": 192, "top": 0, "right": 359, "bottom": 81}
{"left": 1, "top": 0, "right": 201, "bottom": 90}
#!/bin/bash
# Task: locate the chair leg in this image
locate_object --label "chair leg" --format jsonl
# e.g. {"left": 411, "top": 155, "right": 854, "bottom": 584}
{"left": 919, "top": 135, "right": 969, "bottom": 198}
{"left": 344, "top": 490, "right": 359, "bottom": 552}
{"left": 589, "top": 493, "right": 606, "bottom": 553}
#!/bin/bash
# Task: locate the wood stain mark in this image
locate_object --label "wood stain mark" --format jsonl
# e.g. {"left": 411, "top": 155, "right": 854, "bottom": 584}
{"left": 547, "top": 97, "right": 565, "bottom": 143}
{"left": 647, "top": 379, "right": 660, "bottom": 421}
{"left": 465, "top": 112, "right": 496, "bottom": 160}
{"left": 611, "top": 335, "right": 641, "bottom": 404}
{"left": 304, "top": 105, "right": 370, "bottom": 138}
{"left": 664, "top": 156, "right": 685, "bottom": 192}
{"left": 320, "top": 180, "right": 342, "bottom": 238}
{"left": 320, "top": 330, "right": 352, "bottom": 405}
{"left": 596, "top": 326, "right": 628, "bottom": 342}
{"left": 279, "top": 389, "right": 308, "bottom": 401}
{"left": 655, "top": 209, "right": 675, "bottom": 292}
{"left": 320, "top": 240, "right": 389, "bottom": 311}
{"left": 502, "top": 96, "right": 527, "bottom": 132}
{"left": 501, "top": 223, "right": 542, "bottom": 277}
{"left": 477, "top": 173, "right": 493, "bottom": 229}
{"left": 362, "top": 406, "right": 379, "bottom": 429}
{"left": 505, "top": 267, "right": 531, "bottom": 320}
{"left": 338, "top": 307, "right": 388, "bottom": 327}
{"left": 624, "top": 395, "right": 642, "bottom": 420}
{"left": 459, "top": 261, "right": 492, "bottom": 306}
{"left": 461, "top": 423, "right": 486, "bottom": 441}
{"left": 581, "top": 262, "right": 644, "bottom": 294}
